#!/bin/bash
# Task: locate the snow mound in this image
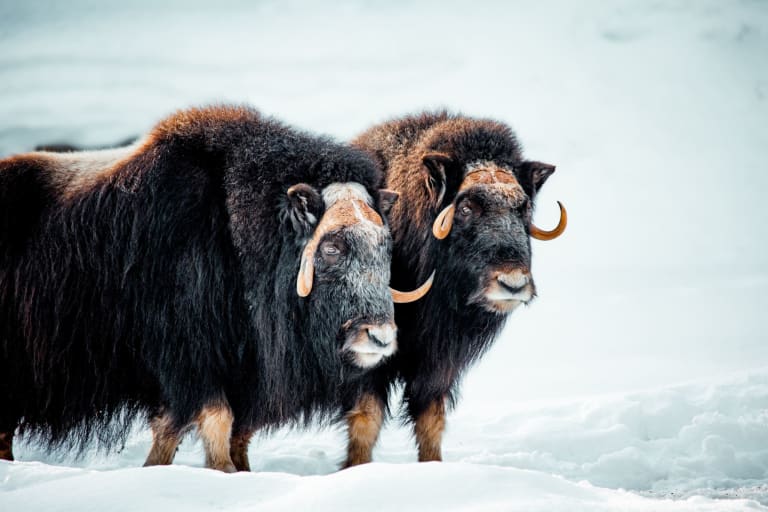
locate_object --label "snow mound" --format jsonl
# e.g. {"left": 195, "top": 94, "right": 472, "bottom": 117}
{"left": 449, "top": 369, "right": 768, "bottom": 502}
{"left": 5, "top": 370, "right": 768, "bottom": 510}
{"left": 1, "top": 461, "right": 766, "bottom": 512}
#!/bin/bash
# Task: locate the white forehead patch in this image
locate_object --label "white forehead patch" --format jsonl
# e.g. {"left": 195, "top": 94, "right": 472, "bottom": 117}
{"left": 321, "top": 182, "right": 373, "bottom": 208}
{"left": 321, "top": 182, "right": 383, "bottom": 233}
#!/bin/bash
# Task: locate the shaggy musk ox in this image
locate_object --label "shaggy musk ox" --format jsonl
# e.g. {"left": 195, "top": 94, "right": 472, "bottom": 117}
{"left": 334, "top": 111, "right": 567, "bottom": 466}
{"left": 0, "top": 105, "right": 431, "bottom": 471}
{"left": 210, "top": 110, "right": 567, "bottom": 471}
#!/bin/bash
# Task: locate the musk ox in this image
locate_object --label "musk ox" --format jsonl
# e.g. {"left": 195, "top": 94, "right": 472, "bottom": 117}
{"left": 335, "top": 111, "right": 567, "bottom": 466}
{"left": 0, "top": 105, "right": 431, "bottom": 471}
{"left": 165, "top": 110, "right": 566, "bottom": 472}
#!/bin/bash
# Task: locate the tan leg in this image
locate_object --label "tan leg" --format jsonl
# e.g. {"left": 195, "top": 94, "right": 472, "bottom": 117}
{"left": 144, "top": 411, "right": 183, "bottom": 466}
{"left": 414, "top": 398, "right": 446, "bottom": 462}
{"left": 229, "top": 428, "right": 254, "bottom": 472}
{"left": 0, "top": 431, "right": 14, "bottom": 461}
{"left": 197, "top": 402, "right": 236, "bottom": 473}
{"left": 343, "top": 393, "right": 384, "bottom": 468}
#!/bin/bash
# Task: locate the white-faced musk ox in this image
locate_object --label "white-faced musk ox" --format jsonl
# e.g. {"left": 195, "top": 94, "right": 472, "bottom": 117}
{"left": 0, "top": 105, "right": 431, "bottom": 471}
{"left": 186, "top": 110, "right": 567, "bottom": 471}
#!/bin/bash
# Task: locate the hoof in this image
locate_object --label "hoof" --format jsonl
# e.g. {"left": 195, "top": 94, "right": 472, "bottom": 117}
{"left": 211, "top": 462, "right": 237, "bottom": 473}
{"left": 341, "top": 458, "right": 369, "bottom": 470}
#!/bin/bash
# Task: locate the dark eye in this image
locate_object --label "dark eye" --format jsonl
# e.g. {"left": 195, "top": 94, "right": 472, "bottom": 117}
{"left": 320, "top": 241, "right": 342, "bottom": 264}
{"left": 457, "top": 198, "right": 478, "bottom": 219}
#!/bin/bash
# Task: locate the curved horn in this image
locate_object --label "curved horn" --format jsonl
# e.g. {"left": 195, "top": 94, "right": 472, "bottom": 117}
{"left": 531, "top": 201, "right": 567, "bottom": 241}
{"left": 390, "top": 271, "right": 435, "bottom": 303}
{"left": 296, "top": 250, "right": 314, "bottom": 297}
{"left": 432, "top": 204, "right": 455, "bottom": 240}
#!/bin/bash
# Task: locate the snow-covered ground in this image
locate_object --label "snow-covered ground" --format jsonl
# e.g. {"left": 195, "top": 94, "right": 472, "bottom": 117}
{"left": 1, "top": 0, "right": 767, "bottom": 510}
{"left": 5, "top": 369, "right": 768, "bottom": 511}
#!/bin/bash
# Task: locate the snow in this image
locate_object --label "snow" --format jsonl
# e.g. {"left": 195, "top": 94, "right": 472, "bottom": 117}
{"left": 3, "top": 370, "right": 768, "bottom": 510}
{"left": 1, "top": 0, "right": 767, "bottom": 510}
{"left": 1, "top": 463, "right": 765, "bottom": 512}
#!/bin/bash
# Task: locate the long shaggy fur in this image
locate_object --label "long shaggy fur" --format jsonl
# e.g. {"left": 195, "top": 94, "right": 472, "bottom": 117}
{"left": 0, "top": 105, "right": 389, "bottom": 455}
{"left": 346, "top": 110, "right": 557, "bottom": 450}
{"left": 210, "top": 110, "right": 558, "bottom": 470}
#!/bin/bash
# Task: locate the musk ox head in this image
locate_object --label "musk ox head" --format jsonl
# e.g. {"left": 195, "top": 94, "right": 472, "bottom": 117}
{"left": 422, "top": 149, "right": 566, "bottom": 315}
{"left": 284, "top": 181, "right": 431, "bottom": 368}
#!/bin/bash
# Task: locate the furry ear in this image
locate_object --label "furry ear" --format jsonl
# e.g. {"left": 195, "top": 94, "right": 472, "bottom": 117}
{"left": 517, "top": 160, "right": 556, "bottom": 197}
{"left": 378, "top": 189, "right": 399, "bottom": 218}
{"left": 422, "top": 152, "right": 453, "bottom": 206}
{"left": 284, "top": 183, "right": 324, "bottom": 238}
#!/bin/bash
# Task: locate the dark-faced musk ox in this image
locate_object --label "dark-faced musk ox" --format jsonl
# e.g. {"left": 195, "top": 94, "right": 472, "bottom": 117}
{"left": 0, "top": 105, "right": 432, "bottom": 471}
{"left": 192, "top": 110, "right": 567, "bottom": 472}
{"left": 336, "top": 111, "right": 567, "bottom": 466}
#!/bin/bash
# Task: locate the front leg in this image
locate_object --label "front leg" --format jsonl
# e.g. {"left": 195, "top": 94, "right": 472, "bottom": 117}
{"left": 343, "top": 392, "right": 385, "bottom": 468}
{"left": 196, "top": 400, "right": 237, "bottom": 473}
{"left": 144, "top": 409, "right": 185, "bottom": 467}
{"left": 413, "top": 397, "right": 446, "bottom": 462}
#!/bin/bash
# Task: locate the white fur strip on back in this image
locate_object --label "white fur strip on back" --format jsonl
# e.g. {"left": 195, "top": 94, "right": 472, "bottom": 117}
{"left": 39, "top": 138, "right": 146, "bottom": 196}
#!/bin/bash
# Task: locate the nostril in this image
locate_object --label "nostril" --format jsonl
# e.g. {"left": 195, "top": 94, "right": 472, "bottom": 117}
{"left": 497, "top": 280, "right": 526, "bottom": 294}
{"left": 366, "top": 325, "right": 395, "bottom": 347}
{"left": 496, "top": 272, "right": 529, "bottom": 293}
{"left": 367, "top": 331, "right": 387, "bottom": 347}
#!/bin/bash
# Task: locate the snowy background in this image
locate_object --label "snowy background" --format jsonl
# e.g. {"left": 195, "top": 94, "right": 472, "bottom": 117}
{"left": 1, "top": 0, "right": 767, "bottom": 510}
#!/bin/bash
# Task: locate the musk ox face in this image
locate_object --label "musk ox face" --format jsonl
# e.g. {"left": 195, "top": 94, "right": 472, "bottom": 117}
{"left": 427, "top": 157, "right": 566, "bottom": 315}
{"left": 314, "top": 220, "right": 397, "bottom": 369}
{"left": 442, "top": 162, "right": 535, "bottom": 314}
{"left": 453, "top": 163, "right": 536, "bottom": 313}
{"left": 287, "top": 182, "right": 400, "bottom": 369}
